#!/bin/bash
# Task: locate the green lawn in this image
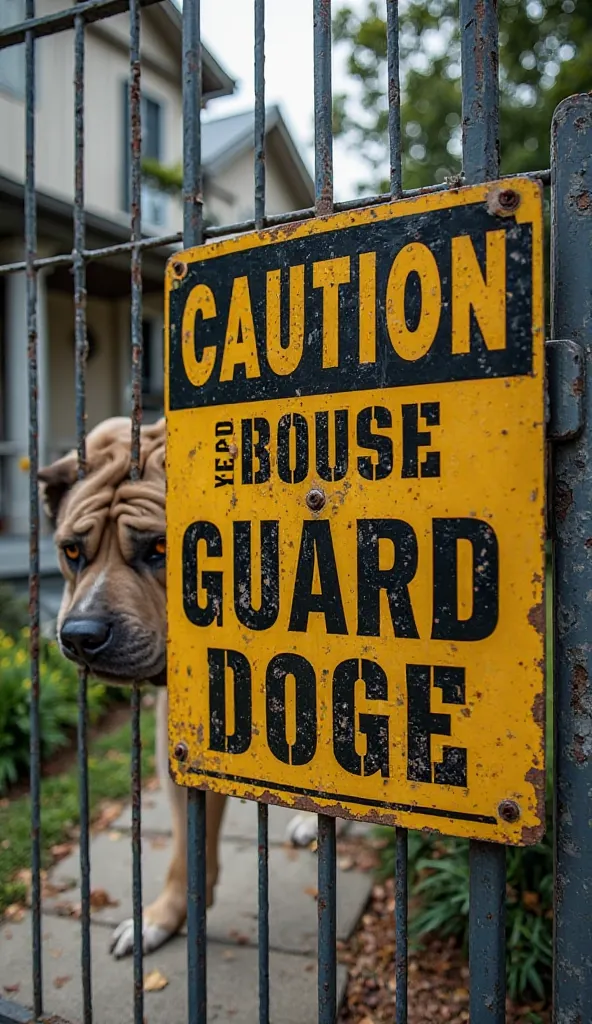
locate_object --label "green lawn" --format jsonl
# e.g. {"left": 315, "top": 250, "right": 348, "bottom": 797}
{"left": 0, "top": 708, "right": 156, "bottom": 914}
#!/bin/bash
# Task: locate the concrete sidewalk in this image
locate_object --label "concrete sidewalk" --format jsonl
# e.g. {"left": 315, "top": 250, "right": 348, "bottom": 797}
{"left": 0, "top": 789, "right": 374, "bottom": 1023}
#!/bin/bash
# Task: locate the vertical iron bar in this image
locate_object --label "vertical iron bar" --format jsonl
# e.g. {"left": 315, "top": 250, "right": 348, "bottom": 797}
{"left": 313, "top": 4, "right": 337, "bottom": 1019}
{"left": 551, "top": 92, "right": 592, "bottom": 1024}
{"left": 182, "top": 1, "right": 207, "bottom": 1021}
{"left": 317, "top": 814, "right": 337, "bottom": 1024}
{"left": 254, "top": 6, "right": 269, "bottom": 1016}
{"left": 469, "top": 843, "right": 506, "bottom": 1022}
{"left": 394, "top": 828, "right": 408, "bottom": 1023}
{"left": 73, "top": 8, "right": 92, "bottom": 1023}
{"left": 254, "top": 0, "right": 265, "bottom": 231}
{"left": 459, "top": 0, "right": 500, "bottom": 183}
{"left": 25, "top": 1, "right": 42, "bottom": 1015}
{"left": 257, "top": 804, "right": 270, "bottom": 1024}
{"left": 313, "top": 0, "right": 333, "bottom": 217}
{"left": 460, "top": 4, "right": 506, "bottom": 1020}
{"left": 387, "top": 6, "right": 406, "bottom": 1016}
{"left": 386, "top": 0, "right": 401, "bottom": 197}
{"left": 128, "top": 2, "right": 143, "bottom": 1022}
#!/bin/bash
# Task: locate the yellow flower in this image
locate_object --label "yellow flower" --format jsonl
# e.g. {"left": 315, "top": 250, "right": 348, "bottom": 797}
{"left": 15, "top": 649, "right": 27, "bottom": 667}
{"left": 19, "top": 455, "right": 30, "bottom": 472}
{"left": 23, "top": 678, "right": 31, "bottom": 690}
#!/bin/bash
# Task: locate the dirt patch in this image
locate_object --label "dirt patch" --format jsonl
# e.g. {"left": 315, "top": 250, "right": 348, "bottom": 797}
{"left": 338, "top": 876, "right": 550, "bottom": 1023}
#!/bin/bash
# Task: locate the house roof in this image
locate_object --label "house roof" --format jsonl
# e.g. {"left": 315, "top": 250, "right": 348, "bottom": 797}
{"left": 202, "top": 106, "right": 314, "bottom": 209}
{"left": 154, "top": 1, "right": 236, "bottom": 100}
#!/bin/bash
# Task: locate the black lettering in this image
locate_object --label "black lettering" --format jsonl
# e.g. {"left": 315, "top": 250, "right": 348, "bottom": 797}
{"left": 402, "top": 402, "right": 440, "bottom": 479}
{"left": 215, "top": 421, "right": 233, "bottom": 436}
{"left": 357, "top": 519, "right": 419, "bottom": 638}
{"left": 432, "top": 518, "right": 499, "bottom": 641}
{"left": 315, "top": 410, "right": 348, "bottom": 482}
{"left": 241, "top": 417, "right": 271, "bottom": 485}
{"left": 333, "top": 658, "right": 389, "bottom": 777}
{"left": 406, "top": 664, "right": 467, "bottom": 786}
{"left": 233, "top": 521, "right": 279, "bottom": 630}
{"left": 357, "top": 406, "right": 393, "bottom": 481}
{"left": 208, "top": 647, "right": 252, "bottom": 754}
{"left": 183, "top": 521, "right": 223, "bottom": 627}
{"left": 277, "top": 412, "right": 308, "bottom": 484}
{"left": 288, "top": 520, "right": 347, "bottom": 634}
{"left": 215, "top": 474, "right": 232, "bottom": 487}
{"left": 215, "top": 438, "right": 230, "bottom": 453}
{"left": 215, "top": 457, "right": 234, "bottom": 473}
{"left": 266, "top": 653, "right": 317, "bottom": 765}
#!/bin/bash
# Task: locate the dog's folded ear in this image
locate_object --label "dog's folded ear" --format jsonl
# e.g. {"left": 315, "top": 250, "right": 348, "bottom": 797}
{"left": 38, "top": 452, "right": 78, "bottom": 526}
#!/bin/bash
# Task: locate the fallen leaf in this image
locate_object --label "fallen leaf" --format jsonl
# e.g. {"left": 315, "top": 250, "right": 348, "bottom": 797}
{"left": 522, "top": 890, "right": 540, "bottom": 910}
{"left": 144, "top": 969, "right": 168, "bottom": 992}
{"left": 51, "top": 843, "right": 74, "bottom": 860}
{"left": 53, "top": 976, "right": 72, "bottom": 990}
{"left": 4, "top": 904, "right": 25, "bottom": 923}
{"left": 304, "top": 886, "right": 318, "bottom": 899}
{"left": 94, "top": 801, "right": 124, "bottom": 831}
{"left": 338, "top": 856, "right": 354, "bottom": 872}
{"left": 89, "top": 888, "right": 119, "bottom": 910}
{"left": 3, "top": 983, "right": 20, "bottom": 994}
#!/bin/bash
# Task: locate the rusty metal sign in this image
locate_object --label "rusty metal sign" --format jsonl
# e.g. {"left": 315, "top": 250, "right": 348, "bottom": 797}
{"left": 165, "top": 177, "right": 546, "bottom": 845}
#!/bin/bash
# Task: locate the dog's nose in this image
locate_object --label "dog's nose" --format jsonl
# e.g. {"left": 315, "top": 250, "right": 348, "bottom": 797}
{"left": 60, "top": 617, "right": 113, "bottom": 661}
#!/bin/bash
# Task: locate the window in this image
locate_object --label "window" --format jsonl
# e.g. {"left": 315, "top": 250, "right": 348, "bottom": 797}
{"left": 121, "top": 86, "right": 168, "bottom": 228}
{"left": 0, "top": 0, "right": 26, "bottom": 100}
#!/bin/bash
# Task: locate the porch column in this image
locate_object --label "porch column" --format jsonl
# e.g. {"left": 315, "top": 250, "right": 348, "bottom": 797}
{"left": 5, "top": 263, "right": 49, "bottom": 535}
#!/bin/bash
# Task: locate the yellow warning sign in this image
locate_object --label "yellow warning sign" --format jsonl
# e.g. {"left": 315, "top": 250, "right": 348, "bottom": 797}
{"left": 165, "top": 177, "right": 546, "bottom": 845}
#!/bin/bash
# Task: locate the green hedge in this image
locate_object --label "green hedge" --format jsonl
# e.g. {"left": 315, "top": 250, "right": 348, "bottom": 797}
{"left": 0, "top": 627, "right": 112, "bottom": 793}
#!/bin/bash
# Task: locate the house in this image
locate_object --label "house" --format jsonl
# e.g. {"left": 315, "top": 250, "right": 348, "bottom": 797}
{"left": 0, "top": 0, "right": 314, "bottom": 542}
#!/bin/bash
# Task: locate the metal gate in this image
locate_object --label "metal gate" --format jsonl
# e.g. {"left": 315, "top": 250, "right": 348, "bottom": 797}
{"left": 0, "top": 1, "right": 590, "bottom": 1022}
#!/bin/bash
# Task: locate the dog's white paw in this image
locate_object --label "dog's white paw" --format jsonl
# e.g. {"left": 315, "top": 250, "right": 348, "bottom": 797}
{"left": 286, "top": 813, "right": 351, "bottom": 848}
{"left": 285, "top": 813, "right": 321, "bottom": 847}
{"left": 109, "top": 917, "right": 173, "bottom": 960}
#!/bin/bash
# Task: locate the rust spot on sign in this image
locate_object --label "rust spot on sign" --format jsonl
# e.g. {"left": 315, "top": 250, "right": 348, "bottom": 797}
{"left": 521, "top": 766, "right": 546, "bottom": 845}
{"left": 528, "top": 601, "right": 545, "bottom": 634}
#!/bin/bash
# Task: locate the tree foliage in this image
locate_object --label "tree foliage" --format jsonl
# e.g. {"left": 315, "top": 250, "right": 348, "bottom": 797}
{"left": 333, "top": 0, "right": 590, "bottom": 193}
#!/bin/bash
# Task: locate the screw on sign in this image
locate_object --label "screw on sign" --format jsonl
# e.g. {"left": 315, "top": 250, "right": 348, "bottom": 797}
{"left": 165, "top": 178, "right": 547, "bottom": 846}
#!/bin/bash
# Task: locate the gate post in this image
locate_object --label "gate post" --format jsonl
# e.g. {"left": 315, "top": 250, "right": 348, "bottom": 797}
{"left": 551, "top": 92, "right": 592, "bottom": 1022}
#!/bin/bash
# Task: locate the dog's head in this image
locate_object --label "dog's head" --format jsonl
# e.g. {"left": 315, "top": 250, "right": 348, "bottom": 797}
{"left": 39, "top": 417, "right": 167, "bottom": 686}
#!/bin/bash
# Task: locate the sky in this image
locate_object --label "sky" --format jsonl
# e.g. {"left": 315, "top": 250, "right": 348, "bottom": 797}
{"left": 199, "top": 0, "right": 370, "bottom": 203}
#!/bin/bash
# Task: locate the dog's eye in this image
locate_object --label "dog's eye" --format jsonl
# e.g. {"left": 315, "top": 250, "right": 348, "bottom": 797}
{"left": 145, "top": 537, "right": 166, "bottom": 564}
{"left": 63, "top": 543, "right": 82, "bottom": 566}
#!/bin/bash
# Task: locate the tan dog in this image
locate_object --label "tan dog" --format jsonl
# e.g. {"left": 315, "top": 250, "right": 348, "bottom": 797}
{"left": 39, "top": 415, "right": 334, "bottom": 956}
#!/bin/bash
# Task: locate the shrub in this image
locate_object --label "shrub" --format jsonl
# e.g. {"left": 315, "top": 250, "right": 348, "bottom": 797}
{"left": 377, "top": 775, "right": 553, "bottom": 1003}
{"left": 0, "top": 628, "right": 109, "bottom": 793}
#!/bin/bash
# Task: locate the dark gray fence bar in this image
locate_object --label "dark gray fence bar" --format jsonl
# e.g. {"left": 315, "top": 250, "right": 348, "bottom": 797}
{"left": 182, "top": 1, "right": 208, "bottom": 1021}
{"left": 25, "top": 0, "right": 42, "bottom": 1015}
{"left": 313, "top": 0, "right": 333, "bottom": 217}
{"left": 394, "top": 827, "right": 408, "bottom": 1023}
{"left": 312, "top": 3, "right": 338, "bottom": 1021}
{"left": 460, "top": 1, "right": 507, "bottom": 1020}
{"left": 73, "top": 7, "right": 92, "bottom": 1022}
{"left": 257, "top": 804, "right": 270, "bottom": 1024}
{"left": 254, "top": 0, "right": 266, "bottom": 231}
{"left": 551, "top": 91, "right": 592, "bottom": 1024}
{"left": 469, "top": 842, "right": 507, "bottom": 1022}
{"left": 459, "top": 0, "right": 500, "bottom": 184}
{"left": 128, "top": 2, "right": 145, "bottom": 1021}
{"left": 386, "top": 0, "right": 401, "bottom": 198}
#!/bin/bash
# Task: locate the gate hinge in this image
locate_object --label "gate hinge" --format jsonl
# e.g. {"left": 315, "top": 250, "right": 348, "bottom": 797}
{"left": 546, "top": 339, "right": 585, "bottom": 441}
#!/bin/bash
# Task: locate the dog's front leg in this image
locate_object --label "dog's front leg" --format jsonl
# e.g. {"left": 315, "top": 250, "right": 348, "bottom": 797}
{"left": 110, "top": 689, "right": 227, "bottom": 959}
